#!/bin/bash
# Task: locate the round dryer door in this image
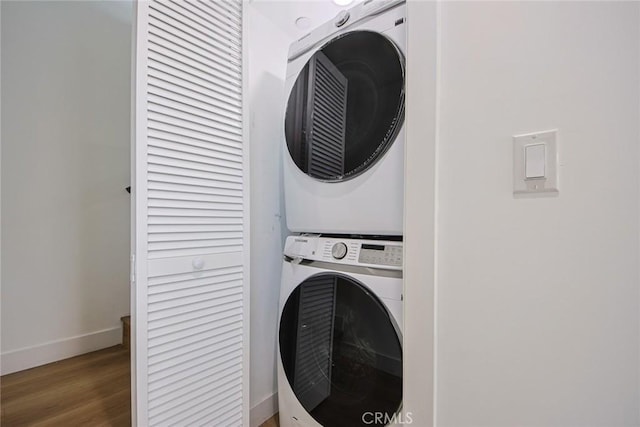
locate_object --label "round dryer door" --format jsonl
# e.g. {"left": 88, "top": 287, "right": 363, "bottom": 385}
{"left": 285, "top": 31, "right": 405, "bottom": 181}
{"left": 279, "top": 274, "right": 402, "bottom": 427}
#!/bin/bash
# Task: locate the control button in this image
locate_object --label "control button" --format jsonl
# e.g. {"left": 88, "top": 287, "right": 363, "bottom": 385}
{"left": 332, "top": 242, "right": 348, "bottom": 260}
{"left": 334, "top": 10, "right": 350, "bottom": 27}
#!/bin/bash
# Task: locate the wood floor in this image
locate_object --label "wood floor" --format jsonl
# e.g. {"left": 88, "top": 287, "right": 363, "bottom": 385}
{"left": 2, "top": 345, "right": 278, "bottom": 427}
{"left": 1, "top": 345, "right": 131, "bottom": 427}
{"left": 260, "top": 413, "right": 279, "bottom": 427}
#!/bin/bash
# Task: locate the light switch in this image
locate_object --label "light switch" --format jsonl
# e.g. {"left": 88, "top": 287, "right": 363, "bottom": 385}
{"left": 525, "top": 144, "right": 545, "bottom": 179}
{"left": 513, "top": 130, "right": 559, "bottom": 197}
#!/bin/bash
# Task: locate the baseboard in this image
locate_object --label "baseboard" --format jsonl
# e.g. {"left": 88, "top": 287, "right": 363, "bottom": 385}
{"left": 1, "top": 326, "right": 122, "bottom": 375}
{"left": 251, "top": 392, "right": 278, "bottom": 427}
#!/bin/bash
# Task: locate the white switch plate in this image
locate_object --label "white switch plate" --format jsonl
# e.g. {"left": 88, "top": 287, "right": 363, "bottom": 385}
{"left": 513, "top": 130, "right": 559, "bottom": 197}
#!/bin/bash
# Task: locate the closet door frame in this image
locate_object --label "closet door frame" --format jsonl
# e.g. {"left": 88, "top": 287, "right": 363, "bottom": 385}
{"left": 403, "top": 1, "right": 437, "bottom": 427}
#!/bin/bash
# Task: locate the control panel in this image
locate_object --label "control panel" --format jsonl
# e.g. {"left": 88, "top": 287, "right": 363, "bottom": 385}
{"left": 358, "top": 243, "right": 403, "bottom": 267}
{"left": 284, "top": 236, "right": 403, "bottom": 270}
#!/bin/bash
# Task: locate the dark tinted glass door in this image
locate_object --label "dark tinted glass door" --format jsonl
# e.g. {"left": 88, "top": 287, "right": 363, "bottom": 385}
{"left": 285, "top": 31, "right": 404, "bottom": 181}
{"left": 279, "top": 274, "right": 402, "bottom": 427}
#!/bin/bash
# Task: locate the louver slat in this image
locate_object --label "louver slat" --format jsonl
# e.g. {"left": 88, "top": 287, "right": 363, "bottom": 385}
{"left": 306, "top": 52, "right": 348, "bottom": 179}
{"left": 137, "top": 0, "right": 245, "bottom": 425}
{"left": 293, "top": 276, "right": 337, "bottom": 411}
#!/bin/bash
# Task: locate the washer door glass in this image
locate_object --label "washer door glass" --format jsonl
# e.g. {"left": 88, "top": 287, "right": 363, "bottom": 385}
{"left": 285, "top": 31, "right": 405, "bottom": 181}
{"left": 279, "top": 274, "right": 402, "bottom": 427}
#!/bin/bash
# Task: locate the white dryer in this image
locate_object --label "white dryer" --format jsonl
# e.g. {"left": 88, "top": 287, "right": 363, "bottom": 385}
{"left": 283, "top": 1, "right": 407, "bottom": 236}
{"left": 278, "top": 235, "right": 403, "bottom": 427}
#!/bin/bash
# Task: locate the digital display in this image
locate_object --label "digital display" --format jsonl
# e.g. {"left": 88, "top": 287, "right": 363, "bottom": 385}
{"left": 361, "top": 244, "right": 385, "bottom": 251}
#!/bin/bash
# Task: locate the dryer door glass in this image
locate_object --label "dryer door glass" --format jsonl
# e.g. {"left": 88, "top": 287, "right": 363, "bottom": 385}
{"left": 279, "top": 274, "right": 402, "bottom": 426}
{"left": 285, "top": 31, "right": 404, "bottom": 181}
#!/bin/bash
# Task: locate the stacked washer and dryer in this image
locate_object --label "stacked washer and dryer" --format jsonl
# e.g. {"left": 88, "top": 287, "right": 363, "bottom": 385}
{"left": 277, "top": 1, "right": 407, "bottom": 426}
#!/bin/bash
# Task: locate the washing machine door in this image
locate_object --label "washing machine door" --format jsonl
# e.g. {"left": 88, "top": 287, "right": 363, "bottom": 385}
{"left": 279, "top": 273, "right": 403, "bottom": 427}
{"left": 285, "top": 31, "right": 405, "bottom": 181}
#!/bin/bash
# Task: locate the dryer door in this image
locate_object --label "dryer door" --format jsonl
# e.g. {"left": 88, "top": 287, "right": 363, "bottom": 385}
{"left": 279, "top": 273, "right": 402, "bottom": 427}
{"left": 285, "top": 31, "right": 405, "bottom": 181}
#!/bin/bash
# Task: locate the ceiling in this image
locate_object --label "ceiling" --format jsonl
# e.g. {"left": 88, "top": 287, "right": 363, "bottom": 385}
{"left": 250, "top": 0, "right": 358, "bottom": 40}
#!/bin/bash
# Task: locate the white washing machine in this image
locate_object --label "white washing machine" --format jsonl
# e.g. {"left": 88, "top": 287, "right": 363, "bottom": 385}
{"left": 283, "top": 0, "right": 407, "bottom": 236}
{"left": 277, "top": 235, "right": 403, "bottom": 427}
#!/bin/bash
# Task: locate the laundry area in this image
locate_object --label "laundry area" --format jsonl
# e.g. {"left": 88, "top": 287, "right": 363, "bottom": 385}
{"left": 248, "top": 2, "right": 411, "bottom": 425}
{"left": 1, "top": 0, "right": 639, "bottom": 426}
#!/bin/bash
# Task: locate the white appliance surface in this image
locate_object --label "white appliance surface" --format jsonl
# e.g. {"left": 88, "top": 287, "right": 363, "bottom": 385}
{"left": 278, "top": 235, "right": 404, "bottom": 427}
{"left": 283, "top": 1, "right": 407, "bottom": 236}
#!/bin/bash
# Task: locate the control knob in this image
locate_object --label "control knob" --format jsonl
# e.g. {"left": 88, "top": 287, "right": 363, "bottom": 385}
{"left": 331, "top": 242, "right": 348, "bottom": 260}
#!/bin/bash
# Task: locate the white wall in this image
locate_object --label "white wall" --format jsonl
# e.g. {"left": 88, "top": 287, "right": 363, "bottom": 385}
{"left": 435, "top": 2, "right": 640, "bottom": 426}
{"left": 1, "top": 1, "right": 132, "bottom": 374}
{"left": 247, "top": 6, "right": 290, "bottom": 426}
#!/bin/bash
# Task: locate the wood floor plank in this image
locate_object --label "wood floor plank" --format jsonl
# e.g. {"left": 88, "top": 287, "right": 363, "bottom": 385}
{"left": 29, "top": 388, "right": 130, "bottom": 427}
{"left": 2, "top": 347, "right": 126, "bottom": 401}
{"left": 3, "top": 351, "right": 127, "bottom": 402}
{"left": 260, "top": 413, "right": 279, "bottom": 427}
{"left": 1, "top": 346, "right": 131, "bottom": 427}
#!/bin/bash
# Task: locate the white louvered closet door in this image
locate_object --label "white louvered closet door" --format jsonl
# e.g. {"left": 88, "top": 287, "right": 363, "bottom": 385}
{"left": 133, "top": 1, "right": 249, "bottom": 425}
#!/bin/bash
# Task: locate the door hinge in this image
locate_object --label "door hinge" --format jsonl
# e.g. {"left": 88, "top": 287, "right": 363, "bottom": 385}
{"left": 130, "top": 253, "right": 136, "bottom": 284}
